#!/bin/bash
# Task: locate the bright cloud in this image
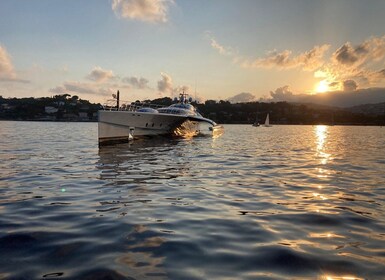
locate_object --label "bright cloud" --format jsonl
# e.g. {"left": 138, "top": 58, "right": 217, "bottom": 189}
{"left": 209, "top": 37, "right": 233, "bottom": 56}
{"left": 269, "top": 86, "right": 296, "bottom": 102}
{"left": 157, "top": 72, "right": 173, "bottom": 93}
{"left": 242, "top": 45, "right": 330, "bottom": 71}
{"left": 211, "top": 38, "right": 230, "bottom": 55}
{"left": 112, "top": 0, "right": 173, "bottom": 23}
{"left": 174, "top": 85, "right": 191, "bottom": 95}
{"left": 315, "top": 36, "right": 385, "bottom": 89}
{"left": 156, "top": 72, "right": 193, "bottom": 97}
{"left": 0, "top": 45, "right": 16, "bottom": 81}
{"left": 332, "top": 36, "right": 385, "bottom": 68}
{"left": 227, "top": 92, "right": 256, "bottom": 103}
{"left": 210, "top": 34, "right": 385, "bottom": 94}
{"left": 208, "top": 35, "right": 330, "bottom": 71}
{"left": 314, "top": 37, "right": 385, "bottom": 90}
{"left": 86, "top": 66, "right": 116, "bottom": 83}
{"left": 122, "top": 76, "right": 149, "bottom": 89}
{"left": 0, "top": 44, "right": 30, "bottom": 83}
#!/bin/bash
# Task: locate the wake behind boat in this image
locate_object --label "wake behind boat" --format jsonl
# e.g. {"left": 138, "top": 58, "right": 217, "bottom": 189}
{"left": 98, "top": 91, "right": 224, "bottom": 145}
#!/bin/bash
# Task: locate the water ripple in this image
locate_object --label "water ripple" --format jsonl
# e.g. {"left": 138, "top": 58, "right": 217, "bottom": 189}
{"left": 0, "top": 122, "right": 384, "bottom": 279}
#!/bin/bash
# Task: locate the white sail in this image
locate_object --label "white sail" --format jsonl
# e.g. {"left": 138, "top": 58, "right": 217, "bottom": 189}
{"left": 264, "top": 114, "right": 271, "bottom": 127}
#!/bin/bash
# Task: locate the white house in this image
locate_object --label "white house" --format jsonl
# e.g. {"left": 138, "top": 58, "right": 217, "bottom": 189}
{"left": 45, "top": 106, "right": 58, "bottom": 114}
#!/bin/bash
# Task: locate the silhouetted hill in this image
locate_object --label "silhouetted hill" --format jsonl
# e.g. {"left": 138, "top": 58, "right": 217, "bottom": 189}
{"left": 346, "top": 102, "right": 385, "bottom": 115}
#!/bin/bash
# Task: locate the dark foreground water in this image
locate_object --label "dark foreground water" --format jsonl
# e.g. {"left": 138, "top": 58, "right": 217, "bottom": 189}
{"left": 0, "top": 121, "right": 384, "bottom": 280}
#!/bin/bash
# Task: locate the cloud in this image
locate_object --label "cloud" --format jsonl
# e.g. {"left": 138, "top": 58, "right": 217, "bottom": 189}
{"left": 122, "top": 76, "right": 149, "bottom": 89}
{"left": 0, "top": 44, "right": 29, "bottom": 83}
{"left": 269, "top": 86, "right": 296, "bottom": 102}
{"left": 112, "top": 0, "right": 173, "bottom": 23}
{"left": 86, "top": 66, "right": 116, "bottom": 83}
{"left": 155, "top": 72, "right": 195, "bottom": 98}
{"left": 174, "top": 85, "right": 191, "bottom": 94}
{"left": 61, "top": 81, "right": 98, "bottom": 94}
{"left": 157, "top": 72, "right": 173, "bottom": 93}
{"left": 50, "top": 68, "right": 151, "bottom": 101}
{"left": 314, "top": 36, "right": 385, "bottom": 90}
{"left": 227, "top": 92, "right": 256, "bottom": 103}
{"left": 0, "top": 45, "right": 16, "bottom": 80}
{"left": 332, "top": 36, "right": 385, "bottom": 68}
{"left": 209, "top": 34, "right": 385, "bottom": 93}
{"left": 243, "top": 44, "right": 330, "bottom": 71}
{"left": 49, "top": 86, "right": 66, "bottom": 94}
{"left": 209, "top": 37, "right": 233, "bottom": 56}
{"left": 342, "top": 80, "right": 357, "bottom": 91}
{"left": 333, "top": 43, "right": 365, "bottom": 66}
{"left": 49, "top": 81, "right": 115, "bottom": 97}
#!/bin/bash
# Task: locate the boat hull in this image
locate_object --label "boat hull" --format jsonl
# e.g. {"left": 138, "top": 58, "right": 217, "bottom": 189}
{"left": 98, "top": 110, "right": 199, "bottom": 145}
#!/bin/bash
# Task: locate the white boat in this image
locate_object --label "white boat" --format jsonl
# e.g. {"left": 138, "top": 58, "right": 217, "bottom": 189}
{"left": 98, "top": 91, "right": 224, "bottom": 145}
{"left": 263, "top": 113, "right": 272, "bottom": 127}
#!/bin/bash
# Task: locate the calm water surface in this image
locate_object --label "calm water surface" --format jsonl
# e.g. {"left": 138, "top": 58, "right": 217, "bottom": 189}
{"left": 0, "top": 121, "right": 384, "bottom": 279}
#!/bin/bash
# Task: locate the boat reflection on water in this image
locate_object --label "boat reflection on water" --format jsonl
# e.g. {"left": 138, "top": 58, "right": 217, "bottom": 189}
{"left": 96, "top": 139, "right": 191, "bottom": 279}
{"left": 97, "top": 137, "right": 190, "bottom": 182}
{"left": 116, "top": 223, "right": 168, "bottom": 279}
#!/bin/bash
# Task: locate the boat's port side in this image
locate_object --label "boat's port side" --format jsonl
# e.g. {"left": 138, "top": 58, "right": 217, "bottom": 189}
{"left": 98, "top": 121, "right": 134, "bottom": 146}
{"left": 98, "top": 110, "right": 181, "bottom": 145}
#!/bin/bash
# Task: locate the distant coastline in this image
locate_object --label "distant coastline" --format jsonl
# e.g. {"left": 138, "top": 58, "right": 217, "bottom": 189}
{"left": 1, "top": 95, "right": 384, "bottom": 125}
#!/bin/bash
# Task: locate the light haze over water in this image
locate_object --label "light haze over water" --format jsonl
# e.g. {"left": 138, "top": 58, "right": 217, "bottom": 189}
{"left": 0, "top": 121, "right": 384, "bottom": 279}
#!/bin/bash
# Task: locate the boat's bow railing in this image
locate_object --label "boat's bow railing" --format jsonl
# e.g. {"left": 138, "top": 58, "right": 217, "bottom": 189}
{"left": 101, "top": 99, "right": 165, "bottom": 112}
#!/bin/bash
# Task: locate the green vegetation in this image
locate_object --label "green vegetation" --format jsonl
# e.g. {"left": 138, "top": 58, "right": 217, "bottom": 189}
{"left": 0, "top": 95, "right": 101, "bottom": 121}
{"left": 0, "top": 95, "right": 384, "bottom": 125}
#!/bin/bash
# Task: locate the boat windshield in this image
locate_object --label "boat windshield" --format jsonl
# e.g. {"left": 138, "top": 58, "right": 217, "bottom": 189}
{"left": 168, "top": 103, "right": 196, "bottom": 112}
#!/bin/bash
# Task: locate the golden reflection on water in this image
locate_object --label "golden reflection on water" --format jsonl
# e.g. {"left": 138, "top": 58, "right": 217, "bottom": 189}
{"left": 322, "top": 275, "right": 365, "bottom": 280}
{"left": 310, "top": 125, "right": 333, "bottom": 213}
{"left": 309, "top": 232, "right": 344, "bottom": 239}
{"left": 315, "top": 125, "right": 331, "bottom": 166}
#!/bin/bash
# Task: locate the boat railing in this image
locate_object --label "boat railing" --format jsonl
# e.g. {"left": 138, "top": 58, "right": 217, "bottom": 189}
{"left": 101, "top": 99, "right": 165, "bottom": 112}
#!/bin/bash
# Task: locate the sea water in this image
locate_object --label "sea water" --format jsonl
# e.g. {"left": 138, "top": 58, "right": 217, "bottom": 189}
{"left": 0, "top": 121, "right": 384, "bottom": 279}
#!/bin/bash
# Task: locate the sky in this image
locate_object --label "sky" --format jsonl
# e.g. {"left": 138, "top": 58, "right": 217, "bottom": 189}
{"left": 0, "top": 0, "right": 385, "bottom": 105}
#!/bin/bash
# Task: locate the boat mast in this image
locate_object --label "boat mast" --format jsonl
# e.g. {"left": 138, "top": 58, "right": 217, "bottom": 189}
{"left": 116, "top": 90, "right": 120, "bottom": 110}
{"left": 179, "top": 91, "right": 189, "bottom": 104}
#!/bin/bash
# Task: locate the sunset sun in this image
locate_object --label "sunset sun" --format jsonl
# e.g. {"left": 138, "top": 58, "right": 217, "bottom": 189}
{"left": 315, "top": 80, "right": 329, "bottom": 93}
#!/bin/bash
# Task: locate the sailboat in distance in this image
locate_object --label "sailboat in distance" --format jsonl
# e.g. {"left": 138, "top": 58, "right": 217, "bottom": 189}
{"left": 252, "top": 114, "right": 260, "bottom": 127}
{"left": 263, "top": 113, "right": 272, "bottom": 127}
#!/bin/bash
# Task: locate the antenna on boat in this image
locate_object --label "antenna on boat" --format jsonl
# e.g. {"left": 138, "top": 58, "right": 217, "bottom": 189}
{"left": 116, "top": 90, "right": 120, "bottom": 110}
{"left": 179, "top": 90, "right": 189, "bottom": 103}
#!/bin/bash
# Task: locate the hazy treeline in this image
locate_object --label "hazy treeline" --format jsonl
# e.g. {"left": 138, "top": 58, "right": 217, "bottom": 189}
{"left": 1, "top": 95, "right": 384, "bottom": 125}
{"left": 0, "top": 95, "right": 100, "bottom": 121}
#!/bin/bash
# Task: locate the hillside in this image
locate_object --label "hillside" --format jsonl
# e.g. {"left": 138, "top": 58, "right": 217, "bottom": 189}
{"left": 1, "top": 95, "right": 384, "bottom": 125}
